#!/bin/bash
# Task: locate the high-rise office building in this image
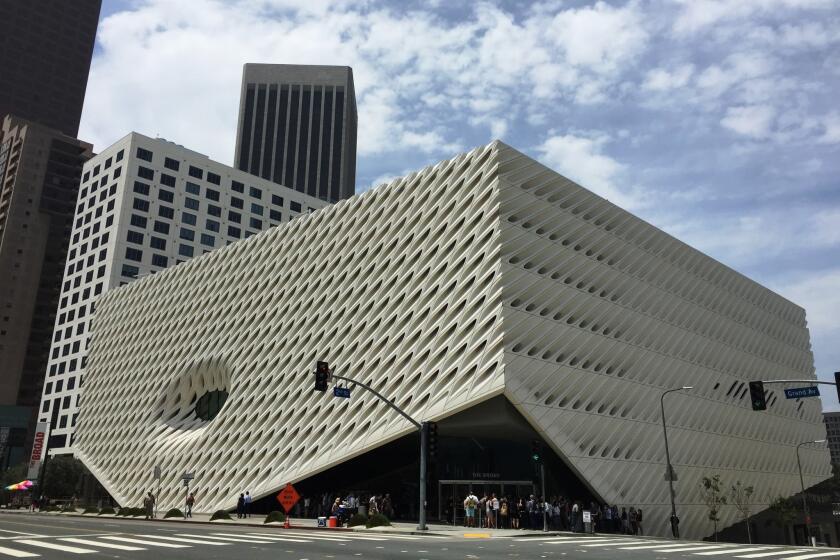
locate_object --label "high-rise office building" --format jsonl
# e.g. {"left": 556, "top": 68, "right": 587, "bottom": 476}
{"left": 824, "top": 412, "right": 840, "bottom": 464}
{"left": 38, "top": 132, "right": 328, "bottom": 454}
{"left": 0, "top": 0, "right": 101, "bottom": 137}
{"left": 234, "top": 64, "right": 357, "bottom": 203}
{"left": 0, "top": 116, "right": 92, "bottom": 463}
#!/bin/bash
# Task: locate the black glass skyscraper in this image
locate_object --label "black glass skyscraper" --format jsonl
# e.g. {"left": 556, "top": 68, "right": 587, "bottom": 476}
{"left": 234, "top": 64, "right": 357, "bottom": 203}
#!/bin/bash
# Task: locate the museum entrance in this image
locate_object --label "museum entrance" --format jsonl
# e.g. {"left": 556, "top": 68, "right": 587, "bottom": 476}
{"left": 438, "top": 479, "right": 534, "bottom": 526}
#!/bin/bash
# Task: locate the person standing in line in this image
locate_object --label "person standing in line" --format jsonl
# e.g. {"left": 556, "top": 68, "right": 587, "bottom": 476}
{"left": 368, "top": 494, "right": 379, "bottom": 515}
{"left": 629, "top": 507, "right": 638, "bottom": 535}
{"left": 636, "top": 508, "right": 643, "bottom": 535}
{"left": 186, "top": 492, "right": 195, "bottom": 518}
{"left": 571, "top": 501, "right": 579, "bottom": 532}
{"left": 144, "top": 491, "right": 155, "bottom": 520}
{"left": 244, "top": 491, "right": 252, "bottom": 518}
{"left": 490, "top": 494, "right": 499, "bottom": 529}
{"left": 236, "top": 493, "right": 245, "bottom": 518}
{"left": 621, "top": 507, "right": 629, "bottom": 534}
{"left": 382, "top": 493, "right": 393, "bottom": 518}
{"left": 499, "top": 496, "right": 509, "bottom": 529}
{"left": 304, "top": 495, "right": 311, "bottom": 517}
{"left": 463, "top": 492, "right": 477, "bottom": 527}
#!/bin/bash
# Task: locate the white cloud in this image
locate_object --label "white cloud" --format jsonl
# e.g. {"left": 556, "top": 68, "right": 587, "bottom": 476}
{"left": 536, "top": 133, "right": 643, "bottom": 210}
{"left": 720, "top": 105, "right": 777, "bottom": 138}
{"left": 642, "top": 64, "right": 695, "bottom": 91}
{"left": 818, "top": 112, "right": 840, "bottom": 144}
{"left": 671, "top": 0, "right": 837, "bottom": 36}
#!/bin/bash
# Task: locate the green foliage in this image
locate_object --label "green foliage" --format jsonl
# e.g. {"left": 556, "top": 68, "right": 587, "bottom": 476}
{"left": 264, "top": 510, "right": 286, "bottom": 524}
{"left": 348, "top": 513, "right": 368, "bottom": 527}
{"left": 42, "top": 456, "right": 85, "bottom": 498}
{"left": 210, "top": 509, "right": 232, "bottom": 521}
{"left": 701, "top": 474, "right": 727, "bottom": 539}
{"left": 164, "top": 508, "right": 184, "bottom": 519}
{"left": 98, "top": 506, "right": 116, "bottom": 515}
{"left": 60, "top": 503, "right": 77, "bottom": 512}
{"left": 365, "top": 513, "right": 391, "bottom": 528}
{"left": 45, "top": 505, "right": 61, "bottom": 512}
{"left": 82, "top": 507, "right": 99, "bottom": 514}
{"left": 125, "top": 507, "right": 145, "bottom": 517}
{"left": 729, "top": 480, "right": 755, "bottom": 543}
{"left": 768, "top": 495, "right": 797, "bottom": 527}
{"left": 0, "top": 462, "right": 27, "bottom": 488}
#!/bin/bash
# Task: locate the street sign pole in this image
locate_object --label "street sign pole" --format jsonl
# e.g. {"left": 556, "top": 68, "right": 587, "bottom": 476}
{"left": 541, "top": 462, "right": 547, "bottom": 532}
{"left": 313, "top": 369, "right": 427, "bottom": 530}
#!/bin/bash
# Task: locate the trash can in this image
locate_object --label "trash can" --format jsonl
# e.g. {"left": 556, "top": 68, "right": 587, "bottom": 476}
{"left": 317, "top": 516, "right": 327, "bottom": 527}
{"left": 328, "top": 516, "right": 338, "bottom": 528}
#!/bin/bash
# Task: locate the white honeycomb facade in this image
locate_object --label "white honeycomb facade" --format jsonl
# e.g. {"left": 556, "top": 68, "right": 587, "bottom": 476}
{"left": 75, "top": 141, "right": 830, "bottom": 538}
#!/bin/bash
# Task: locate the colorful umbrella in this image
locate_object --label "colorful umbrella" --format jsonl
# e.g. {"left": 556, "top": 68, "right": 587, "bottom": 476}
{"left": 4, "top": 480, "right": 33, "bottom": 491}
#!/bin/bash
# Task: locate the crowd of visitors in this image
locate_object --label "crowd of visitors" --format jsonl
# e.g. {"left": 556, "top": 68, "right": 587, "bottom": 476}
{"left": 460, "top": 493, "right": 644, "bottom": 534}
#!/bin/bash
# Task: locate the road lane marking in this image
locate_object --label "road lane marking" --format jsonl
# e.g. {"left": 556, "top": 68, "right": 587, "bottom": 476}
{"left": 99, "top": 536, "right": 190, "bottom": 548}
{"left": 736, "top": 551, "right": 815, "bottom": 558}
{"left": 60, "top": 538, "right": 145, "bottom": 551}
{"left": 244, "top": 533, "right": 349, "bottom": 542}
{"left": 210, "top": 532, "right": 312, "bottom": 543}
{"left": 694, "top": 548, "right": 778, "bottom": 555}
{"left": 13, "top": 540, "right": 94, "bottom": 554}
{"left": 654, "top": 545, "right": 737, "bottom": 552}
{"left": 581, "top": 540, "right": 653, "bottom": 547}
{"left": 135, "top": 534, "right": 231, "bottom": 545}
{"left": 774, "top": 553, "right": 840, "bottom": 560}
{"left": 179, "top": 533, "right": 279, "bottom": 544}
{"left": 0, "top": 544, "right": 40, "bottom": 558}
{"left": 0, "top": 531, "right": 41, "bottom": 537}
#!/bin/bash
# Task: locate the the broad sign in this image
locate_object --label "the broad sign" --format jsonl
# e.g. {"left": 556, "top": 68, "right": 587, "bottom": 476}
{"left": 334, "top": 386, "right": 351, "bottom": 399}
{"left": 26, "top": 422, "right": 50, "bottom": 480}
{"left": 785, "top": 386, "right": 820, "bottom": 399}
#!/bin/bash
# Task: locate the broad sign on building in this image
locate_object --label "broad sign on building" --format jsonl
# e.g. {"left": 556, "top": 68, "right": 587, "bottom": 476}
{"left": 26, "top": 422, "right": 50, "bottom": 480}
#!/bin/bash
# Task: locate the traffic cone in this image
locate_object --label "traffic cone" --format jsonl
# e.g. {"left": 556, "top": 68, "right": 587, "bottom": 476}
{"left": 284, "top": 516, "right": 291, "bottom": 529}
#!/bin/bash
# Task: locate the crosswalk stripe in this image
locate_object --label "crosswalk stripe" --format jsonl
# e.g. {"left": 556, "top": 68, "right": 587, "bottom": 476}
{"left": 209, "top": 532, "right": 311, "bottom": 543}
{"left": 99, "top": 536, "right": 190, "bottom": 548}
{"left": 135, "top": 535, "right": 231, "bottom": 546}
{"left": 620, "top": 543, "right": 720, "bottom": 550}
{"left": 244, "top": 532, "right": 349, "bottom": 542}
{"left": 772, "top": 552, "right": 840, "bottom": 560}
{"left": 694, "top": 547, "right": 778, "bottom": 555}
{"left": 13, "top": 540, "right": 94, "bottom": 554}
{"left": 581, "top": 540, "right": 654, "bottom": 547}
{"left": 0, "top": 544, "right": 39, "bottom": 558}
{"left": 545, "top": 538, "right": 615, "bottom": 544}
{"left": 60, "top": 538, "right": 145, "bottom": 551}
{"left": 270, "top": 531, "right": 389, "bottom": 541}
{"left": 514, "top": 536, "right": 579, "bottom": 542}
{"left": 178, "top": 534, "right": 278, "bottom": 544}
{"left": 655, "top": 545, "right": 737, "bottom": 553}
{"left": 736, "top": 550, "right": 815, "bottom": 558}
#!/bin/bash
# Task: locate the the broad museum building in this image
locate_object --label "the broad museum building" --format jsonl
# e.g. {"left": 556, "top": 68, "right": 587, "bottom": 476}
{"left": 75, "top": 141, "right": 830, "bottom": 538}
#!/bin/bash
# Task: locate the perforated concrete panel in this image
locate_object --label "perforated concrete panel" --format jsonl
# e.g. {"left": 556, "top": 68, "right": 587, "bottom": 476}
{"left": 75, "top": 141, "right": 830, "bottom": 538}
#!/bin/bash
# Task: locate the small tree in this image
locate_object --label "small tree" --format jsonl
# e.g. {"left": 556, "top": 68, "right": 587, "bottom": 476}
{"left": 701, "top": 475, "right": 727, "bottom": 540}
{"left": 42, "top": 456, "right": 84, "bottom": 498}
{"left": 729, "top": 480, "right": 755, "bottom": 543}
{"left": 768, "top": 494, "right": 797, "bottom": 543}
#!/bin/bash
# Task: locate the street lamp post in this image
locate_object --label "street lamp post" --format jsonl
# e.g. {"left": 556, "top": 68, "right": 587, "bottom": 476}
{"left": 661, "top": 386, "right": 693, "bottom": 539}
{"left": 796, "top": 439, "right": 826, "bottom": 547}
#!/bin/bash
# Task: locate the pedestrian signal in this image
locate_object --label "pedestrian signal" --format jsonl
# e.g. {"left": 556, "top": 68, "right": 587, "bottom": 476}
{"left": 315, "top": 361, "right": 330, "bottom": 392}
{"left": 427, "top": 422, "right": 438, "bottom": 460}
{"left": 749, "top": 380, "right": 766, "bottom": 411}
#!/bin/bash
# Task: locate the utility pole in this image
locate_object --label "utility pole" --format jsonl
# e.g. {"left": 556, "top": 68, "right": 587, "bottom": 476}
{"left": 661, "top": 386, "right": 693, "bottom": 539}
{"left": 796, "top": 440, "right": 826, "bottom": 547}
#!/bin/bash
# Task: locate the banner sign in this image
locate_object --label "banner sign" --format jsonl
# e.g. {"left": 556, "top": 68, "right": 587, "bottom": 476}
{"left": 26, "top": 422, "right": 50, "bottom": 480}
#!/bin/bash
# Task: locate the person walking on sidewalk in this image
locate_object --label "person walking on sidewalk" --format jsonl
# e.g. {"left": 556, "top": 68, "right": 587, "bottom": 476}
{"left": 143, "top": 491, "right": 155, "bottom": 520}
{"left": 236, "top": 493, "right": 245, "bottom": 518}
{"left": 244, "top": 491, "right": 252, "bottom": 518}
{"left": 186, "top": 492, "right": 195, "bottom": 518}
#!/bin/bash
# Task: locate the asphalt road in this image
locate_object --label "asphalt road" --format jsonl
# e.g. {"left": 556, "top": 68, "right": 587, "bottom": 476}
{"left": 0, "top": 514, "right": 837, "bottom": 559}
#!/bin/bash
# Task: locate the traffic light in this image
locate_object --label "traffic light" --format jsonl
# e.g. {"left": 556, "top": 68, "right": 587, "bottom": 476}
{"left": 835, "top": 372, "right": 840, "bottom": 403}
{"left": 427, "top": 422, "right": 438, "bottom": 460}
{"left": 531, "top": 439, "right": 542, "bottom": 463}
{"left": 315, "top": 361, "right": 330, "bottom": 392}
{"left": 749, "top": 381, "right": 766, "bottom": 411}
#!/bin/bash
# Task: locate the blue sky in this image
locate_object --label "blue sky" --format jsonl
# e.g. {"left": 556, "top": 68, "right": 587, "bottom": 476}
{"left": 83, "top": 0, "right": 840, "bottom": 407}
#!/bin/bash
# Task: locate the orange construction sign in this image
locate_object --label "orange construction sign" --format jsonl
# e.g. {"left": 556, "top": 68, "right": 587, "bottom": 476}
{"left": 276, "top": 483, "right": 300, "bottom": 513}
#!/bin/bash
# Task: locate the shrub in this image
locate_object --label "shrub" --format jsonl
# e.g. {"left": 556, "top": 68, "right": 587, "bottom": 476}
{"left": 164, "top": 508, "right": 184, "bottom": 519}
{"left": 60, "top": 504, "right": 77, "bottom": 512}
{"left": 99, "top": 507, "right": 116, "bottom": 515}
{"left": 82, "top": 507, "right": 99, "bottom": 515}
{"left": 264, "top": 510, "right": 285, "bottom": 524}
{"left": 366, "top": 513, "right": 391, "bottom": 528}
{"left": 45, "top": 505, "right": 61, "bottom": 512}
{"left": 348, "top": 513, "right": 368, "bottom": 527}
{"left": 117, "top": 507, "right": 144, "bottom": 517}
{"left": 210, "top": 510, "right": 232, "bottom": 521}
